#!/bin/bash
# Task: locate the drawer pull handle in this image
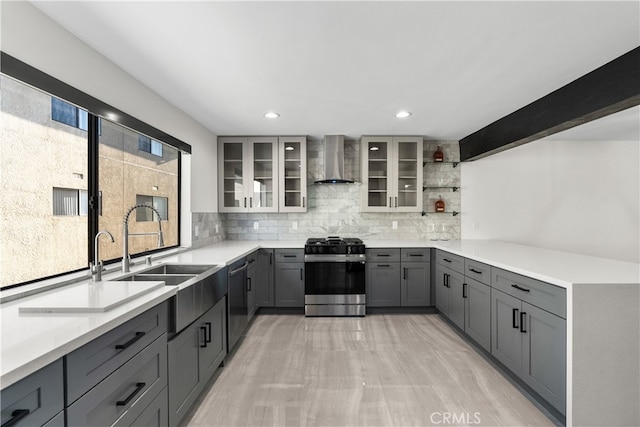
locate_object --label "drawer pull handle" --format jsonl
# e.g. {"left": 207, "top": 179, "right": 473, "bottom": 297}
{"left": 462, "top": 283, "right": 467, "bottom": 298}
{"left": 511, "top": 284, "right": 531, "bottom": 293}
{"left": 469, "top": 268, "right": 482, "bottom": 274}
{"left": 409, "top": 254, "right": 423, "bottom": 257}
{"left": 403, "top": 267, "right": 407, "bottom": 280}
{"left": 115, "top": 332, "right": 145, "bottom": 350}
{"left": 205, "top": 322, "right": 212, "bottom": 343}
{"left": 116, "top": 382, "right": 146, "bottom": 406}
{"left": 378, "top": 264, "right": 391, "bottom": 268}
{"left": 2, "top": 409, "right": 30, "bottom": 427}
{"left": 376, "top": 254, "right": 390, "bottom": 257}
{"left": 283, "top": 254, "right": 297, "bottom": 258}
{"left": 512, "top": 308, "right": 519, "bottom": 329}
{"left": 200, "top": 326, "right": 208, "bottom": 348}
{"left": 443, "top": 258, "right": 452, "bottom": 263}
{"left": 520, "top": 312, "right": 527, "bottom": 333}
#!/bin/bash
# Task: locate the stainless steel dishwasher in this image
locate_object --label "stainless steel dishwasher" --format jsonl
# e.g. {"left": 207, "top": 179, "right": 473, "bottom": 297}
{"left": 227, "top": 257, "right": 249, "bottom": 352}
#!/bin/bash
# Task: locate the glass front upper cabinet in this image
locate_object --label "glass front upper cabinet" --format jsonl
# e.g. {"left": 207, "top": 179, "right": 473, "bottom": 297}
{"left": 278, "top": 136, "right": 307, "bottom": 212}
{"left": 218, "top": 136, "right": 278, "bottom": 212}
{"left": 361, "top": 136, "right": 423, "bottom": 212}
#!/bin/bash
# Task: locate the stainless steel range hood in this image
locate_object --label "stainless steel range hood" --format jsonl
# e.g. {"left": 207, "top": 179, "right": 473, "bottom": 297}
{"left": 315, "top": 135, "right": 354, "bottom": 184}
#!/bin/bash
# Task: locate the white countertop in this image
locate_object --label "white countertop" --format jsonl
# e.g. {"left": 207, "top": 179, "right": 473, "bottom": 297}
{"left": 2, "top": 238, "right": 638, "bottom": 389}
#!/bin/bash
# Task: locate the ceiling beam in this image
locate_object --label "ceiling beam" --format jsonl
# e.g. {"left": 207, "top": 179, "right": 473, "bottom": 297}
{"left": 459, "top": 46, "right": 640, "bottom": 162}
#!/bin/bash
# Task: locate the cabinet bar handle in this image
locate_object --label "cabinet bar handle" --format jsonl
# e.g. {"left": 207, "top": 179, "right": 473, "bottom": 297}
{"left": 403, "top": 267, "right": 407, "bottom": 280}
{"left": 389, "top": 197, "right": 393, "bottom": 208}
{"left": 283, "top": 254, "right": 297, "bottom": 258}
{"left": 200, "top": 326, "right": 208, "bottom": 348}
{"left": 300, "top": 269, "right": 304, "bottom": 281}
{"left": 116, "top": 382, "right": 146, "bottom": 406}
{"left": 395, "top": 197, "right": 398, "bottom": 208}
{"left": 115, "top": 332, "right": 145, "bottom": 350}
{"left": 247, "top": 277, "right": 252, "bottom": 292}
{"left": 520, "top": 312, "right": 527, "bottom": 333}
{"left": 445, "top": 273, "right": 450, "bottom": 288}
{"left": 2, "top": 409, "right": 30, "bottom": 427}
{"left": 205, "top": 322, "right": 212, "bottom": 343}
{"left": 511, "top": 284, "right": 531, "bottom": 293}
{"left": 244, "top": 197, "right": 247, "bottom": 208}
{"left": 443, "top": 258, "right": 452, "bottom": 263}
{"left": 409, "top": 253, "right": 423, "bottom": 257}
{"left": 469, "top": 268, "right": 482, "bottom": 274}
{"left": 269, "top": 252, "right": 273, "bottom": 265}
{"left": 378, "top": 264, "right": 391, "bottom": 267}
{"left": 250, "top": 197, "right": 253, "bottom": 208}
{"left": 462, "top": 283, "right": 467, "bottom": 298}
{"left": 376, "top": 254, "right": 390, "bottom": 257}
{"left": 302, "top": 196, "right": 306, "bottom": 208}
{"left": 512, "top": 308, "right": 519, "bottom": 329}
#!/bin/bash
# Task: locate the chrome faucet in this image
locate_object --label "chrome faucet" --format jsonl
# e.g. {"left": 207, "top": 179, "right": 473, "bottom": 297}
{"left": 90, "top": 230, "right": 115, "bottom": 282}
{"left": 122, "top": 204, "right": 164, "bottom": 273}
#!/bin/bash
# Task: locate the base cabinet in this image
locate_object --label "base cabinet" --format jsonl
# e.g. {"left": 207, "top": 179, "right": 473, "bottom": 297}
{"left": 491, "top": 288, "right": 566, "bottom": 415}
{"left": 274, "top": 249, "right": 304, "bottom": 307}
{"left": 168, "top": 296, "right": 227, "bottom": 427}
{"left": 257, "top": 249, "right": 275, "bottom": 307}
{"left": 435, "top": 263, "right": 465, "bottom": 329}
{"left": 463, "top": 277, "right": 491, "bottom": 352}
{"left": 366, "top": 262, "right": 401, "bottom": 307}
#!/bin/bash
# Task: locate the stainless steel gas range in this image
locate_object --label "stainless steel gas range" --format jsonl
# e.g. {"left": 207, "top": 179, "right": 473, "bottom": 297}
{"left": 304, "top": 236, "right": 366, "bottom": 316}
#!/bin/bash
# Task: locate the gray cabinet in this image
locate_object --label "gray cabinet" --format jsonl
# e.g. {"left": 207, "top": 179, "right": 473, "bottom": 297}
{"left": 257, "top": 249, "right": 275, "bottom": 307}
{"left": 1, "top": 359, "right": 63, "bottom": 427}
{"left": 491, "top": 288, "right": 566, "bottom": 415}
{"left": 463, "top": 277, "right": 491, "bottom": 352}
{"left": 435, "top": 263, "right": 450, "bottom": 314}
{"left": 400, "top": 248, "right": 430, "bottom": 307}
{"left": 66, "top": 334, "right": 167, "bottom": 427}
{"left": 168, "top": 296, "right": 227, "bottom": 427}
{"left": 274, "top": 249, "right": 304, "bottom": 307}
{"left": 129, "top": 387, "right": 168, "bottom": 427}
{"left": 366, "top": 249, "right": 401, "bottom": 307}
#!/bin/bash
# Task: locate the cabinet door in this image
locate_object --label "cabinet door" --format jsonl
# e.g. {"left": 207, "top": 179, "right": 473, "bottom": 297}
{"left": 522, "top": 302, "right": 566, "bottom": 415}
{"left": 393, "top": 136, "right": 423, "bottom": 212}
{"left": 435, "top": 264, "right": 450, "bottom": 314}
{"left": 401, "top": 261, "right": 430, "bottom": 306}
{"left": 491, "top": 289, "right": 523, "bottom": 375}
{"left": 361, "top": 136, "right": 392, "bottom": 212}
{"left": 199, "top": 297, "right": 227, "bottom": 386}
{"left": 247, "top": 257, "right": 257, "bottom": 321}
{"left": 275, "top": 262, "right": 304, "bottom": 307}
{"left": 464, "top": 278, "right": 491, "bottom": 352}
{"left": 258, "top": 249, "right": 275, "bottom": 307}
{"left": 218, "top": 137, "right": 247, "bottom": 213}
{"left": 279, "top": 137, "right": 307, "bottom": 212}
{"left": 447, "top": 269, "right": 465, "bottom": 330}
{"left": 168, "top": 324, "right": 200, "bottom": 427}
{"left": 366, "top": 262, "right": 400, "bottom": 307}
{"left": 248, "top": 137, "right": 278, "bottom": 212}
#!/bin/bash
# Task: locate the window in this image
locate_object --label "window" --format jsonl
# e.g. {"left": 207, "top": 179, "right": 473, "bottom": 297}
{"left": 138, "top": 135, "right": 163, "bottom": 157}
{"left": 53, "top": 188, "right": 88, "bottom": 216}
{"left": 136, "top": 195, "right": 169, "bottom": 222}
{"left": 0, "top": 60, "right": 188, "bottom": 289}
{"left": 52, "top": 97, "right": 88, "bottom": 131}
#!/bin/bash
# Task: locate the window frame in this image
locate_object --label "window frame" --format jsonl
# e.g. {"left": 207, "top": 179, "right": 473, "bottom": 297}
{"left": 0, "top": 52, "right": 190, "bottom": 290}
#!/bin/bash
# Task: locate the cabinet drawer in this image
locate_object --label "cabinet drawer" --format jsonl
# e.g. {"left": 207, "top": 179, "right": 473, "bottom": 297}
{"left": 67, "top": 334, "right": 167, "bottom": 427}
{"left": 1, "top": 359, "right": 63, "bottom": 427}
{"left": 128, "top": 386, "right": 167, "bottom": 427}
{"left": 400, "top": 248, "right": 430, "bottom": 262}
{"left": 435, "top": 250, "right": 464, "bottom": 273}
{"left": 464, "top": 259, "right": 491, "bottom": 285}
{"left": 274, "top": 249, "right": 304, "bottom": 263}
{"left": 366, "top": 248, "right": 401, "bottom": 262}
{"left": 66, "top": 302, "right": 168, "bottom": 404}
{"left": 492, "top": 268, "right": 566, "bottom": 318}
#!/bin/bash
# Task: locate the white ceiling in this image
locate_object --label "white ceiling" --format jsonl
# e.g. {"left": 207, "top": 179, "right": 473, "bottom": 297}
{"left": 32, "top": 1, "right": 640, "bottom": 142}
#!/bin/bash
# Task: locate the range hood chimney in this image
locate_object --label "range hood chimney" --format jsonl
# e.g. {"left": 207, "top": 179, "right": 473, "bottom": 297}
{"left": 315, "top": 135, "right": 354, "bottom": 184}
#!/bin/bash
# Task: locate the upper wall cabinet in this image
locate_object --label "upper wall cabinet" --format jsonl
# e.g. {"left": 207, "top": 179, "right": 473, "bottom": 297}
{"left": 278, "top": 136, "right": 307, "bottom": 212}
{"left": 218, "top": 136, "right": 279, "bottom": 213}
{"left": 360, "top": 136, "right": 423, "bottom": 212}
{"left": 218, "top": 136, "right": 307, "bottom": 213}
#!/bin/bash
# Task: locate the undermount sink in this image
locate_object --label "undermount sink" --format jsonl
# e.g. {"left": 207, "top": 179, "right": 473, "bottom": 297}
{"left": 140, "top": 264, "right": 217, "bottom": 275}
{"left": 116, "top": 274, "right": 196, "bottom": 286}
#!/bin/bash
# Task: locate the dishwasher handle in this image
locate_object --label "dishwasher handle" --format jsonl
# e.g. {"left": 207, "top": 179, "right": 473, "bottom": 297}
{"left": 229, "top": 261, "right": 249, "bottom": 276}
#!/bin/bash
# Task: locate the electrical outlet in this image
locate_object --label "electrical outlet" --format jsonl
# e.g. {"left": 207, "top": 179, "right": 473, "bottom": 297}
{"left": 292, "top": 221, "right": 298, "bottom": 230}
{"left": 253, "top": 221, "right": 259, "bottom": 230}
{"left": 215, "top": 223, "right": 219, "bottom": 234}
{"left": 194, "top": 225, "right": 199, "bottom": 237}
{"left": 392, "top": 221, "right": 398, "bottom": 230}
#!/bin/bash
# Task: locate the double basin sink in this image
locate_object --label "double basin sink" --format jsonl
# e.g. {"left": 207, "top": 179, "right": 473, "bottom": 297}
{"left": 118, "top": 263, "right": 228, "bottom": 333}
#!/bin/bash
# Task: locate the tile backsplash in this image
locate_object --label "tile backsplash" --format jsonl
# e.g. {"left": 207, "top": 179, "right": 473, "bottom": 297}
{"left": 216, "top": 140, "right": 460, "bottom": 242}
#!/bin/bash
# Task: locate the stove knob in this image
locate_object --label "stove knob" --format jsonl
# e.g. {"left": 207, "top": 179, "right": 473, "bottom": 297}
{"left": 331, "top": 246, "right": 338, "bottom": 254}
{"left": 312, "top": 246, "right": 318, "bottom": 253}
{"left": 319, "top": 246, "right": 325, "bottom": 254}
{"left": 359, "top": 245, "right": 366, "bottom": 254}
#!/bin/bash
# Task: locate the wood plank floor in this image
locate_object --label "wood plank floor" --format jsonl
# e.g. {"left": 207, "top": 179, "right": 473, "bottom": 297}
{"left": 183, "top": 314, "right": 554, "bottom": 427}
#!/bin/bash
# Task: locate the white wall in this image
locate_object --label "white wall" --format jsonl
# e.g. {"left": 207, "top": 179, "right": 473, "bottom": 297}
{"left": 461, "top": 138, "right": 640, "bottom": 263}
{"left": 0, "top": 2, "right": 219, "bottom": 220}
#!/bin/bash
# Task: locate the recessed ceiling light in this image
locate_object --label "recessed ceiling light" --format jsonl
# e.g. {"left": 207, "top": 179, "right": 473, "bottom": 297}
{"left": 395, "top": 111, "right": 412, "bottom": 118}
{"left": 264, "top": 112, "right": 280, "bottom": 119}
